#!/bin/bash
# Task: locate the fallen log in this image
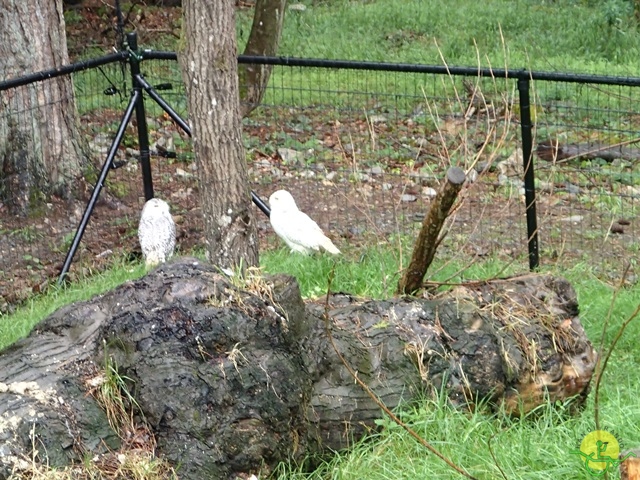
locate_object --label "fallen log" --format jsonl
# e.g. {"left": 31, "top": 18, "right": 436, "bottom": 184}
{"left": 0, "top": 258, "right": 597, "bottom": 479}
{"left": 537, "top": 138, "right": 640, "bottom": 163}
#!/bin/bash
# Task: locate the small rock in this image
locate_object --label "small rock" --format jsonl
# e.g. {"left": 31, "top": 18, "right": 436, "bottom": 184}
{"left": 422, "top": 187, "right": 437, "bottom": 198}
{"left": 288, "top": 3, "right": 307, "bottom": 11}
{"left": 382, "top": 183, "right": 393, "bottom": 191}
{"left": 537, "top": 180, "right": 554, "bottom": 193}
{"left": 474, "top": 161, "right": 493, "bottom": 173}
{"left": 564, "top": 182, "right": 581, "bottom": 195}
{"left": 369, "top": 114, "right": 387, "bottom": 124}
{"left": 466, "top": 169, "right": 478, "bottom": 183}
{"left": 347, "top": 225, "right": 365, "bottom": 236}
{"left": 409, "top": 172, "right": 437, "bottom": 187}
{"left": 401, "top": 194, "right": 417, "bottom": 203}
{"left": 171, "top": 188, "right": 193, "bottom": 200}
{"left": 176, "top": 168, "right": 192, "bottom": 178}
{"left": 256, "top": 159, "right": 272, "bottom": 168}
{"left": 299, "top": 170, "right": 316, "bottom": 179}
{"left": 414, "top": 137, "right": 429, "bottom": 149}
{"left": 325, "top": 172, "right": 338, "bottom": 181}
{"left": 277, "top": 148, "right": 305, "bottom": 165}
{"left": 368, "top": 166, "right": 384, "bottom": 175}
{"left": 626, "top": 185, "right": 640, "bottom": 196}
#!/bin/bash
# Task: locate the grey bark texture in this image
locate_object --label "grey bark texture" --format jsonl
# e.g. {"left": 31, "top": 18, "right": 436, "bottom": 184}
{"left": 0, "top": 0, "right": 86, "bottom": 215}
{"left": 179, "top": 0, "right": 259, "bottom": 270}
{"left": 238, "top": 0, "right": 287, "bottom": 117}
{"left": 0, "top": 259, "right": 597, "bottom": 479}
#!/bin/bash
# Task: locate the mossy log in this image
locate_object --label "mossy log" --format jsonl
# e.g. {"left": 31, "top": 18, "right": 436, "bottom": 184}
{"left": 0, "top": 258, "right": 597, "bottom": 479}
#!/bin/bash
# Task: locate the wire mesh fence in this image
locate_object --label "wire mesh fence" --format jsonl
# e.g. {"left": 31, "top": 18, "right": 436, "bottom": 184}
{"left": 1, "top": 53, "right": 639, "bottom": 311}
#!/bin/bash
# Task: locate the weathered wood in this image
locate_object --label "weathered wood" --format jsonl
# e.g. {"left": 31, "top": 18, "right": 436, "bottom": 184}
{"left": 537, "top": 138, "right": 640, "bottom": 163}
{"left": 398, "top": 166, "right": 466, "bottom": 295}
{"left": 0, "top": 259, "right": 597, "bottom": 479}
{"left": 621, "top": 450, "right": 640, "bottom": 480}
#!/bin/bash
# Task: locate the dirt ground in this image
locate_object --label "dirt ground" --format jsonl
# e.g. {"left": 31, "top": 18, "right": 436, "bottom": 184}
{"left": 1, "top": 2, "right": 638, "bottom": 312}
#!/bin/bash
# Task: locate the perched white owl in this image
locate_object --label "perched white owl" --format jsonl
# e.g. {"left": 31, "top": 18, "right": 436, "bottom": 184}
{"left": 268, "top": 189, "right": 340, "bottom": 255}
{"left": 138, "top": 198, "right": 176, "bottom": 267}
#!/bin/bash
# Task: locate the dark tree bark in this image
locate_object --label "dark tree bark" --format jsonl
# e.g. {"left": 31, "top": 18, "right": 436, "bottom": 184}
{"left": 179, "top": 0, "right": 259, "bottom": 270}
{"left": 398, "top": 167, "right": 466, "bottom": 295}
{"left": 0, "top": 0, "right": 86, "bottom": 216}
{"left": 238, "top": 0, "right": 287, "bottom": 117}
{"left": 0, "top": 259, "right": 597, "bottom": 480}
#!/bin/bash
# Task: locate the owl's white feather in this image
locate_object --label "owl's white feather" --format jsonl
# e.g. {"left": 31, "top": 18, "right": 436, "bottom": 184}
{"left": 268, "top": 189, "right": 340, "bottom": 255}
{"left": 138, "top": 198, "right": 176, "bottom": 267}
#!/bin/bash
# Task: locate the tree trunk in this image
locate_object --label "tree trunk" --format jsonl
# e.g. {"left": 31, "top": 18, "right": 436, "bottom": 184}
{"left": 179, "top": 0, "right": 259, "bottom": 270}
{"left": 0, "top": 0, "right": 86, "bottom": 216}
{"left": 238, "top": 0, "right": 287, "bottom": 117}
{"left": 0, "top": 259, "right": 597, "bottom": 480}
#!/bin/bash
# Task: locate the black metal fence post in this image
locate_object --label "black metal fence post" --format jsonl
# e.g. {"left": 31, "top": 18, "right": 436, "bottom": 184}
{"left": 517, "top": 75, "right": 540, "bottom": 271}
{"left": 127, "top": 32, "right": 154, "bottom": 201}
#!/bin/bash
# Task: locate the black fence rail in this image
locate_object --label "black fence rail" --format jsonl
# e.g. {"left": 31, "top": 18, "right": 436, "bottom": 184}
{"left": 1, "top": 41, "right": 639, "bottom": 311}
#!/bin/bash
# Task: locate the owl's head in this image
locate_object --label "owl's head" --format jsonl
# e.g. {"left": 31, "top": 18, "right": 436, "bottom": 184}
{"left": 269, "top": 190, "right": 298, "bottom": 212}
{"left": 143, "top": 198, "right": 171, "bottom": 214}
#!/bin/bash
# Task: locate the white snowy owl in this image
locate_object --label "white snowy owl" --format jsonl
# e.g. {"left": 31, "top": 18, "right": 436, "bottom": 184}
{"left": 268, "top": 189, "right": 340, "bottom": 255}
{"left": 138, "top": 198, "right": 176, "bottom": 267}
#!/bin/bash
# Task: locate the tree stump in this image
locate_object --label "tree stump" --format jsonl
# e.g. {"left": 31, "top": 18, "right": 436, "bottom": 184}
{"left": 0, "top": 258, "right": 597, "bottom": 479}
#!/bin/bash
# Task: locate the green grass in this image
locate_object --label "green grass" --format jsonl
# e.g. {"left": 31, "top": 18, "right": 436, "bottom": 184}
{"left": 0, "top": 258, "right": 146, "bottom": 352}
{"left": 238, "top": 0, "right": 640, "bottom": 76}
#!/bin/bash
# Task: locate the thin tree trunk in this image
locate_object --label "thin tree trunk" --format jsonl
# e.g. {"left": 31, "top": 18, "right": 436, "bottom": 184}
{"left": 239, "top": 0, "right": 287, "bottom": 117}
{"left": 0, "top": 0, "right": 85, "bottom": 215}
{"left": 179, "top": 0, "right": 259, "bottom": 269}
{"left": 398, "top": 167, "right": 466, "bottom": 295}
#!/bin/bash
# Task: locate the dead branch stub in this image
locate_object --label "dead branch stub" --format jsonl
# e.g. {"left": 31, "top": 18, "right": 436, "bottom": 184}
{"left": 398, "top": 166, "right": 466, "bottom": 295}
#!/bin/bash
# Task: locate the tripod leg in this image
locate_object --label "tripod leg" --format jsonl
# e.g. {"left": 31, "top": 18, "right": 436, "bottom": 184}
{"left": 58, "top": 90, "right": 141, "bottom": 285}
{"left": 134, "top": 73, "right": 271, "bottom": 217}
